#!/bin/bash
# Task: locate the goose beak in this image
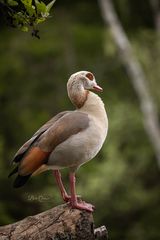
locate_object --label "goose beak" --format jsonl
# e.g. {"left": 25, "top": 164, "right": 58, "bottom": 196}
{"left": 93, "top": 85, "right": 103, "bottom": 92}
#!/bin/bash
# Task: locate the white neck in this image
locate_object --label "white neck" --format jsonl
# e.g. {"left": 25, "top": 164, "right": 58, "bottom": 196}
{"left": 79, "top": 92, "right": 107, "bottom": 122}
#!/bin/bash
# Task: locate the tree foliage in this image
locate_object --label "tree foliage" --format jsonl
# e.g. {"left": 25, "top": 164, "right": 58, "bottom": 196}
{"left": 0, "top": 0, "right": 56, "bottom": 38}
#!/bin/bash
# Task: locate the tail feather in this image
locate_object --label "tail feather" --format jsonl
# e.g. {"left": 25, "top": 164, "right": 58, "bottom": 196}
{"left": 13, "top": 174, "right": 31, "bottom": 188}
{"left": 8, "top": 166, "right": 18, "bottom": 178}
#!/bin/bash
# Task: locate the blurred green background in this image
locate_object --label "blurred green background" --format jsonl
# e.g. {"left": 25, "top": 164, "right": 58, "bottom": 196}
{"left": 0, "top": 0, "right": 160, "bottom": 239}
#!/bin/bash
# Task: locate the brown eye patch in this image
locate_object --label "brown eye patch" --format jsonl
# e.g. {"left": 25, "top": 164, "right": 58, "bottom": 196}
{"left": 86, "top": 72, "right": 94, "bottom": 81}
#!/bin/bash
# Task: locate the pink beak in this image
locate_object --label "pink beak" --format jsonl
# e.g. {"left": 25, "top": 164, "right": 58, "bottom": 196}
{"left": 93, "top": 85, "right": 103, "bottom": 92}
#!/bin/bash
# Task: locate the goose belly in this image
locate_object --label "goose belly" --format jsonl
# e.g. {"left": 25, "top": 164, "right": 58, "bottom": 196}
{"left": 47, "top": 121, "right": 107, "bottom": 169}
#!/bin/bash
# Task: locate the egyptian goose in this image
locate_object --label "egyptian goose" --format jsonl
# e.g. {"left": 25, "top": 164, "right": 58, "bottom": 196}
{"left": 9, "top": 71, "right": 108, "bottom": 212}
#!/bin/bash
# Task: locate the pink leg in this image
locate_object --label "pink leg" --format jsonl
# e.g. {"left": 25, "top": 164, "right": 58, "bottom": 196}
{"left": 69, "top": 172, "right": 95, "bottom": 212}
{"left": 53, "top": 170, "right": 70, "bottom": 202}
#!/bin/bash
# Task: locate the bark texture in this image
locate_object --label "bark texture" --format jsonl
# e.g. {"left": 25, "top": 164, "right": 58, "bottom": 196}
{"left": 99, "top": 0, "right": 160, "bottom": 168}
{"left": 0, "top": 204, "right": 108, "bottom": 240}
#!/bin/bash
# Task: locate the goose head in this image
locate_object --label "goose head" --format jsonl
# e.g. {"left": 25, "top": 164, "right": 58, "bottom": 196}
{"left": 67, "top": 71, "right": 103, "bottom": 108}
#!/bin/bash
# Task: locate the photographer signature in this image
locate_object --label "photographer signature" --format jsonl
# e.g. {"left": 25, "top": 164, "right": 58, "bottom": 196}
{"left": 25, "top": 193, "right": 52, "bottom": 202}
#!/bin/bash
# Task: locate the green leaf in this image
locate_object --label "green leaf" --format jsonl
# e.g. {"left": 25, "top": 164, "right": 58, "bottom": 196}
{"left": 35, "top": 17, "right": 45, "bottom": 24}
{"left": 25, "top": 5, "right": 36, "bottom": 16}
{"left": 21, "top": 26, "right": 29, "bottom": 32}
{"left": 21, "top": 0, "right": 32, "bottom": 7}
{"left": 12, "top": 12, "right": 25, "bottom": 26}
{"left": 35, "top": 0, "right": 46, "bottom": 14}
{"left": 46, "top": 0, "right": 56, "bottom": 13}
{"left": 7, "top": 0, "right": 18, "bottom": 6}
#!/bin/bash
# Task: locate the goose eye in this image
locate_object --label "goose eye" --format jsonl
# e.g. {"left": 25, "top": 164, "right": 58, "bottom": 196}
{"left": 86, "top": 72, "right": 94, "bottom": 81}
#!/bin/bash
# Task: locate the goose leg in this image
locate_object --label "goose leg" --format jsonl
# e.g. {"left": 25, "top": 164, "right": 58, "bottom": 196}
{"left": 53, "top": 170, "right": 70, "bottom": 202}
{"left": 69, "top": 172, "right": 94, "bottom": 212}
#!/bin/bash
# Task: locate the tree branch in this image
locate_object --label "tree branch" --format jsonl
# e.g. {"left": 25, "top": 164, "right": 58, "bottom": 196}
{"left": 150, "top": 0, "right": 160, "bottom": 32}
{"left": 0, "top": 204, "right": 108, "bottom": 240}
{"left": 98, "top": 0, "right": 160, "bottom": 168}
